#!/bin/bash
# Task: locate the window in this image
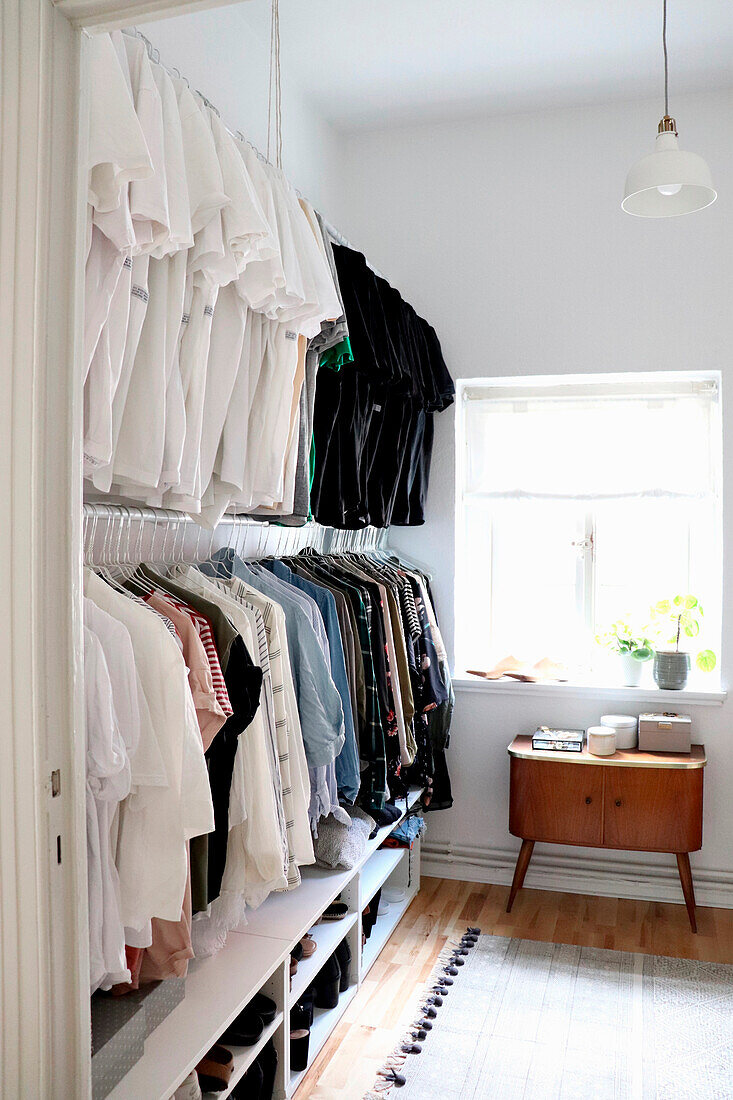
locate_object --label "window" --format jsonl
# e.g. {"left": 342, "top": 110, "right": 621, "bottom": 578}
{"left": 455, "top": 373, "right": 722, "bottom": 683}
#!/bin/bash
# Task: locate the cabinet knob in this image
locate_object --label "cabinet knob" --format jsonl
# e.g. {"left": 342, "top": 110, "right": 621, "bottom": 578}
{"left": 615, "top": 799, "right": 622, "bottom": 807}
{"left": 585, "top": 797, "right": 592, "bottom": 804}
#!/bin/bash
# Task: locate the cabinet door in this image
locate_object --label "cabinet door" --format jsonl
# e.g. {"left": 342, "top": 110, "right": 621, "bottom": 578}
{"left": 603, "top": 767, "right": 703, "bottom": 852}
{"left": 509, "top": 758, "right": 604, "bottom": 846}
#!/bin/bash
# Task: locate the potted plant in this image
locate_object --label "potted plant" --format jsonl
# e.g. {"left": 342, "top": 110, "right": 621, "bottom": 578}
{"left": 596, "top": 619, "right": 654, "bottom": 687}
{"left": 649, "top": 595, "right": 717, "bottom": 690}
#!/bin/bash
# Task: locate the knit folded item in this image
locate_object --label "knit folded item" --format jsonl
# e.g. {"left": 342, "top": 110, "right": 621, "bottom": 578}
{"left": 313, "top": 805, "right": 376, "bottom": 869}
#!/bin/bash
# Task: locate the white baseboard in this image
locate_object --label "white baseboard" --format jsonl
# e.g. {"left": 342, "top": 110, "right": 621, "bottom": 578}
{"left": 421, "top": 841, "right": 733, "bottom": 909}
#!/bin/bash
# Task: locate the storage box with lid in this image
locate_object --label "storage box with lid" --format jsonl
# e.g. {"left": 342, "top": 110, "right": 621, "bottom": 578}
{"left": 599, "top": 714, "right": 637, "bottom": 750}
{"left": 638, "top": 712, "right": 692, "bottom": 754}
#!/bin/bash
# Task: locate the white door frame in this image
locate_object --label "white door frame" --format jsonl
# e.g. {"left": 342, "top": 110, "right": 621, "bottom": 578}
{"left": 0, "top": 2, "right": 249, "bottom": 1095}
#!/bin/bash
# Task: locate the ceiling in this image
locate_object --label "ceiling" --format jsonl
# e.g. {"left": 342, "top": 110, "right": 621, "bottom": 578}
{"left": 152, "top": 0, "right": 733, "bottom": 131}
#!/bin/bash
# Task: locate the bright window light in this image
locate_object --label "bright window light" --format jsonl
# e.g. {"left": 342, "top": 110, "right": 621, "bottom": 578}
{"left": 455, "top": 373, "right": 722, "bottom": 684}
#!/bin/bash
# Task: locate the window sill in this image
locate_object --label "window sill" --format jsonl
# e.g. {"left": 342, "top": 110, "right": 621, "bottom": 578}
{"left": 453, "top": 675, "right": 727, "bottom": 707}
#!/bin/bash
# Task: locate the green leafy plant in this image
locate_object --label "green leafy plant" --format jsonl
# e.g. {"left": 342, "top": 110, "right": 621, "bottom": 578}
{"left": 650, "top": 595, "right": 717, "bottom": 673}
{"left": 596, "top": 619, "right": 654, "bottom": 662}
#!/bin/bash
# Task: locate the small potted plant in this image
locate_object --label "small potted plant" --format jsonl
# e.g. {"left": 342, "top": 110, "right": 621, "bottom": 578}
{"left": 650, "top": 595, "right": 717, "bottom": 690}
{"left": 596, "top": 619, "right": 654, "bottom": 687}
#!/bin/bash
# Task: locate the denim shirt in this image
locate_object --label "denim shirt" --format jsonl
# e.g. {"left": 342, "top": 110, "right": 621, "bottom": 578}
{"left": 265, "top": 559, "right": 360, "bottom": 803}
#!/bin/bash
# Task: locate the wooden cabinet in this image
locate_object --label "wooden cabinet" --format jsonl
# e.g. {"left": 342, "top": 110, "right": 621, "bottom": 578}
{"left": 507, "top": 737, "right": 706, "bottom": 931}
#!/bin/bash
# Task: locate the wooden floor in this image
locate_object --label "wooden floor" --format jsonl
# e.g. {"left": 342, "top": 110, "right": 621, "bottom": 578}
{"left": 296, "top": 875, "right": 733, "bottom": 1100}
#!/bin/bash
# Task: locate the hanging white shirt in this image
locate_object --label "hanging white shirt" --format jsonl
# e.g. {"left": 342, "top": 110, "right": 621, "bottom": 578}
{"left": 84, "top": 624, "right": 131, "bottom": 993}
{"left": 84, "top": 570, "right": 213, "bottom": 929}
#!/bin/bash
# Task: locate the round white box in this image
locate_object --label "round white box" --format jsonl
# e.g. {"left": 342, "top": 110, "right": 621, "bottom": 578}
{"left": 599, "top": 713, "right": 637, "bottom": 750}
{"left": 587, "top": 726, "right": 616, "bottom": 756}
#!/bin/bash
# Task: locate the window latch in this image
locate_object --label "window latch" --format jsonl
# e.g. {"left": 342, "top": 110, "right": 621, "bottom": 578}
{"left": 571, "top": 535, "right": 594, "bottom": 552}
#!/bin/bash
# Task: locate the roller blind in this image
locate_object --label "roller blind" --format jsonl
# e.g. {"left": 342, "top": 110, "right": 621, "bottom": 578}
{"left": 462, "top": 376, "right": 719, "bottom": 502}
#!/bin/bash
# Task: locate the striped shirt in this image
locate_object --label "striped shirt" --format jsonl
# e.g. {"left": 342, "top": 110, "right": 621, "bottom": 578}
{"left": 161, "top": 593, "right": 233, "bottom": 718}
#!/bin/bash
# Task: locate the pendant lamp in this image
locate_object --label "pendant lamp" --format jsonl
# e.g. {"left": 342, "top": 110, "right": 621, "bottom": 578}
{"left": 622, "top": 0, "right": 716, "bottom": 217}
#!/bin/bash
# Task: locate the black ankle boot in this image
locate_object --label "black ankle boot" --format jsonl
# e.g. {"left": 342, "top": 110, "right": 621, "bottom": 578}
{"left": 335, "top": 938, "right": 351, "bottom": 992}
{"left": 314, "top": 954, "right": 341, "bottom": 1009}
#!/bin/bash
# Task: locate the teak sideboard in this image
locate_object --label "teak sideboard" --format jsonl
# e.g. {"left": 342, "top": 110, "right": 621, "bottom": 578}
{"left": 507, "top": 735, "right": 707, "bottom": 931}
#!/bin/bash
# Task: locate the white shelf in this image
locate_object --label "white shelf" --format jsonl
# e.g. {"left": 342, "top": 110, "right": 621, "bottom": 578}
{"left": 203, "top": 1013, "right": 284, "bottom": 1099}
{"left": 288, "top": 983, "right": 359, "bottom": 1095}
{"left": 239, "top": 786, "right": 423, "bottom": 950}
{"left": 107, "top": 933, "right": 287, "bottom": 1100}
{"left": 360, "top": 847, "right": 405, "bottom": 907}
{"left": 239, "top": 863, "right": 355, "bottom": 946}
{"left": 290, "top": 912, "right": 357, "bottom": 1004}
{"left": 361, "top": 894, "right": 413, "bottom": 980}
{"left": 106, "top": 787, "right": 424, "bottom": 1100}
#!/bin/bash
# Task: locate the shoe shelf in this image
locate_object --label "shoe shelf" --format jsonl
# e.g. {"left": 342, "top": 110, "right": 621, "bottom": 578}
{"left": 361, "top": 893, "right": 413, "bottom": 981}
{"left": 203, "top": 1013, "right": 285, "bottom": 1100}
{"left": 288, "top": 982, "right": 359, "bottom": 1096}
{"left": 106, "top": 934, "right": 286, "bottom": 1100}
{"left": 290, "top": 912, "right": 357, "bottom": 1004}
{"left": 104, "top": 788, "right": 423, "bottom": 1100}
{"left": 359, "top": 847, "right": 405, "bottom": 909}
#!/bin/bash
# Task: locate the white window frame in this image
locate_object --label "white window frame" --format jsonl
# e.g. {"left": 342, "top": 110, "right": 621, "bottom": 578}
{"left": 454, "top": 372, "right": 723, "bottom": 684}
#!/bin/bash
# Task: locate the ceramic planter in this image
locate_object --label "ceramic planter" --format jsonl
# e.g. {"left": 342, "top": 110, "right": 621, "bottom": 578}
{"left": 653, "top": 650, "right": 690, "bottom": 690}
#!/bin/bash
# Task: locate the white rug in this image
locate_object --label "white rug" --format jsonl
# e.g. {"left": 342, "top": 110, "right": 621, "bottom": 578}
{"left": 372, "top": 936, "right": 733, "bottom": 1100}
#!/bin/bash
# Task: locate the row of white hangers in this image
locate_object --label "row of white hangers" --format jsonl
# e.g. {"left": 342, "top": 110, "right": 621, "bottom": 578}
{"left": 83, "top": 504, "right": 386, "bottom": 568}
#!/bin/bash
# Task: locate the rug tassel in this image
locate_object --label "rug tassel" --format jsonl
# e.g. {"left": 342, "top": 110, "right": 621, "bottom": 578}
{"left": 362, "top": 928, "right": 482, "bottom": 1098}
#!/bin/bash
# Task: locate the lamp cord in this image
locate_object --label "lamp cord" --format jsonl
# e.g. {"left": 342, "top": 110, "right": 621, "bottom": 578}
{"left": 662, "top": 0, "right": 669, "bottom": 116}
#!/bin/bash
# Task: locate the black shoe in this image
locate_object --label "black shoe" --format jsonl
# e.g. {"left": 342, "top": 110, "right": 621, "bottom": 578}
{"left": 322, "top": 900, "right": 349, "bottom": 921}
{"left": 257, "top": 1039, "right": 277, "bottom": 1100}
{"left": 290, "top": 1028, "right": 310, "bottom": 1073}
{"left": 314, "top": 954, "right": 341, "bottom": 1009}
{"left": 290, "top": 1000, "right": 312, "bottom": 1031}
{"left": 221, "top": 1005, "right": 263, "bottom": 1047}
{"left": 232, "top": 1055, "right": 263, "bottom": 1097}
{"left": 252, "top": 993, "right": 277, "bottom": 1025}
{"left": 335, "top": 938, "right": 351, "bottom": 992}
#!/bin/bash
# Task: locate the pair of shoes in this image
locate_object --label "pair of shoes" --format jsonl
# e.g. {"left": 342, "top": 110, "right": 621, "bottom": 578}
{"left": 220, "top": 993, "right": 277, "bottom": 1048}
{"left": 195, "top": 1045, "right": 233, "bottom": 1093}
{"left": 290, "top": 1027, "right": 310, "bottom": 1073}
{"left": 231, "top": 1038, "right": 278, "bottom": 1100}
{"left": 314, "top": 937, "right": 352, "bottom": 1008}
{"left": 321, "top": 898, "right": 349, "bottom": 921}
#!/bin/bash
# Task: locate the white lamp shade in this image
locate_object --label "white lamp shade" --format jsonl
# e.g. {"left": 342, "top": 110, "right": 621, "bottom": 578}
{"left": 622, "top": 131, "right": 716, "bottom": 217}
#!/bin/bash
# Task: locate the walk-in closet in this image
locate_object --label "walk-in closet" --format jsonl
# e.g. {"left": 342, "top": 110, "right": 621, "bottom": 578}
{"left": 3, "top": 2, "right": 733, "bottom": 1098}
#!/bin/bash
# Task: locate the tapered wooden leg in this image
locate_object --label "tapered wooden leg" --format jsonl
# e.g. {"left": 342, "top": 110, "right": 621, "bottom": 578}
{"left": 676, "top": 852, "right": 698, "bottom": 933}
{"left": 506, "top": 839, "right": 535, "bottom": 912}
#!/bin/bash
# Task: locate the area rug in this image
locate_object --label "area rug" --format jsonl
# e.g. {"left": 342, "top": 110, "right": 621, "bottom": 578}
{"left": 365, "top": 933, "right": 733, "bottom": 1099}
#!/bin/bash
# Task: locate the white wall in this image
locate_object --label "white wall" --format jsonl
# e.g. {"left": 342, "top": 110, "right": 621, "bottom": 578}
{"left": 333, "top": 89, "right": 733, "bottom": 907}
{"left": 142, "top": 3, "right": 340, "bottom": 213}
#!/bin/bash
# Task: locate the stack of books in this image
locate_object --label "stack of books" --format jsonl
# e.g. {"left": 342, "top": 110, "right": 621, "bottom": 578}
{"left": 532, "top": 727, "right": 585, "bottom": 752}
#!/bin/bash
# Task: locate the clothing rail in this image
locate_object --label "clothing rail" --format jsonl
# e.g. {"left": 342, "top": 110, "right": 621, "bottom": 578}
{"left": 82, "top": 503, "right": 387, "bottom": 567}
{"left": 118, "top": 26, "right": 388, "bottom": 285}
